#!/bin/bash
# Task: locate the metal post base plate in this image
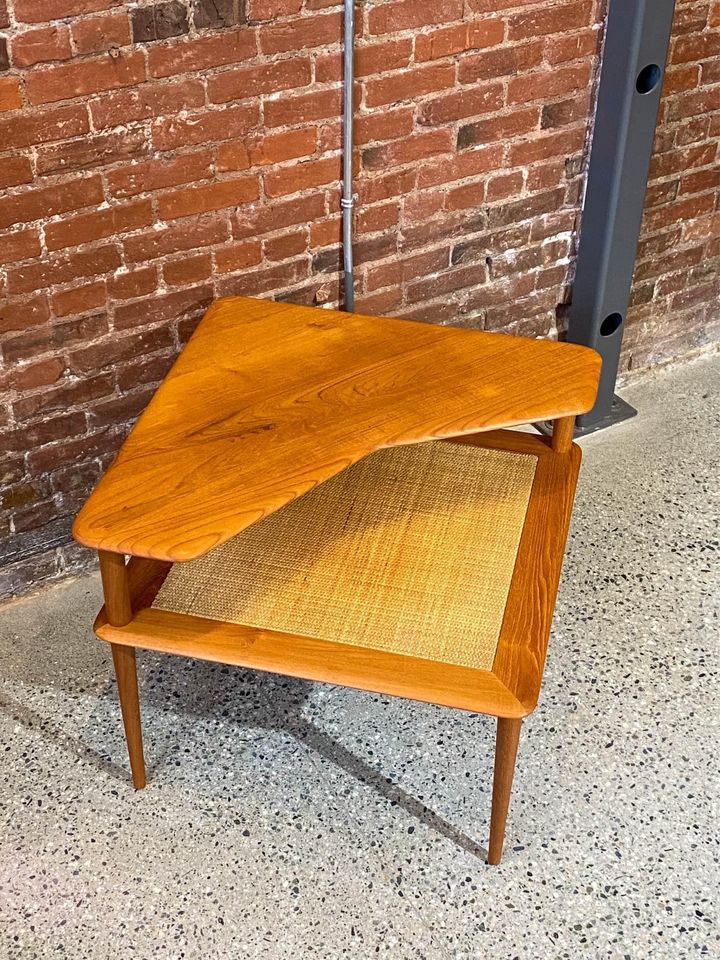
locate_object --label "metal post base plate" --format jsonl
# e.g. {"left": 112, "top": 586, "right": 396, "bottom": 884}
{"left": 535, "top": 394, "right": 638, "bottom": 439}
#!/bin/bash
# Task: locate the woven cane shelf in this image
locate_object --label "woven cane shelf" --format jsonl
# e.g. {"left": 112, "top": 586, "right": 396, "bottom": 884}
{"left": 153, "top": 441, "right": 538, "bottom": 673}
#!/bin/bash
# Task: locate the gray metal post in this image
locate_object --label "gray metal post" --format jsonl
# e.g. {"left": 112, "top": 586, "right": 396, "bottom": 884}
{"left": 567, "top": 0, "right": 676, "bottom": 433}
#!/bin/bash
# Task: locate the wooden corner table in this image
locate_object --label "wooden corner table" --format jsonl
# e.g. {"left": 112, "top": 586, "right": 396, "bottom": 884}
{"left": 73, "top": 296, "right": 601, "bottom": 864}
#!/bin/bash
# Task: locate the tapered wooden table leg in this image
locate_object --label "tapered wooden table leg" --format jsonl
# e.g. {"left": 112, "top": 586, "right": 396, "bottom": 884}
{"left": 111, "top": 643, "right": 146, "bottom": 789}
{"left": 99, "top": 550, "right": 146, "bottom": 789}
{"left": 552, "top": 415, "right": 576, "bottom": 454}
{"left": 488, "top": 716, "right": 522, "bottom": 865}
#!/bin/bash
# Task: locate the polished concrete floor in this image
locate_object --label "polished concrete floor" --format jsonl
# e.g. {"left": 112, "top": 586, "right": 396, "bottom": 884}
{"left": 1, "top": 353, "right": 718, "bottom": 960}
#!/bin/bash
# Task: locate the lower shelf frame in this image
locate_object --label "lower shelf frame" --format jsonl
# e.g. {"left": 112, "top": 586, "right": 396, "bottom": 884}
{"left": 94, "top": 429, "right": 581, "bottom": 721}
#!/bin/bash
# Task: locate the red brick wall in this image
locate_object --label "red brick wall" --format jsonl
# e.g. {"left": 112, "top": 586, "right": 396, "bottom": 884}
{"left": 0, "top": 0, "right": 718, "bottom": 598}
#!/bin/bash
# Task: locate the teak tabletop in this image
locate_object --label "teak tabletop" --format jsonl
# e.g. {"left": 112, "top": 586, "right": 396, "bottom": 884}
{"left": 73, "top": 296, "right": 601, "bottom": 562}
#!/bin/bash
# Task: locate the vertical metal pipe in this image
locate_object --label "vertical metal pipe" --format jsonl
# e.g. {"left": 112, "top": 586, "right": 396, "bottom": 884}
{"left": 342, "top": 0, "right": 355, "bottom": 312}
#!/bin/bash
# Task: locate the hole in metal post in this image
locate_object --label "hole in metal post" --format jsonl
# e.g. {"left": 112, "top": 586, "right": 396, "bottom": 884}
{"left": 600, "top": 312, "right": 623, "bottom": 336}
{"left": 636, "top": 63, "right": 662, "bottom": 94}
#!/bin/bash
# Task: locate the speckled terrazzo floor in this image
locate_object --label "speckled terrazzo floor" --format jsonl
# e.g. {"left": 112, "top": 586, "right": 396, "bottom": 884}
{"left": 1, "top": 354, "right": 719, "bottom": 960}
